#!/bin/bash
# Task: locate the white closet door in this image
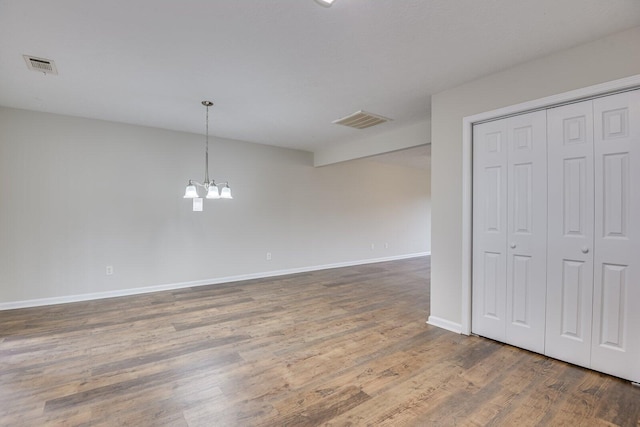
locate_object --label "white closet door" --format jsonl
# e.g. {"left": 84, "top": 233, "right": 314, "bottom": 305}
{"left": 473, "top": 111, "right": 547, "bottom": 351}
{"left": 591, "top": 90, "right": 640, "bottom": 382}
{"left": 505, "top": 111, "right": 547, "bottom": 353}
{"left": 546, "top": 101, "right": 595, "bottom": 368}
{"left": 473, "top": 119, "right": 508, "bottom": 342}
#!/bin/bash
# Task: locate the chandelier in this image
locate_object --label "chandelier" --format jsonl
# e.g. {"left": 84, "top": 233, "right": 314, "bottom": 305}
{"left": 183, "top": 101, "right": 232, "bottom": 210}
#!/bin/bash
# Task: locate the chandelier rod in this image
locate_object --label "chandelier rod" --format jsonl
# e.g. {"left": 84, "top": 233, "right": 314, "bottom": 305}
{"left": 203, "top": 101, "right": 212, "bottom": 185}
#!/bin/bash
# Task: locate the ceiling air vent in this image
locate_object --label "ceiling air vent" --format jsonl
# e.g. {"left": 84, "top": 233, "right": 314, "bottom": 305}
{"left": 23, "top": 55, "right": 58, "bottom": 75}
{"left": 332, "top": 110, "right": 392, "bottom": 129}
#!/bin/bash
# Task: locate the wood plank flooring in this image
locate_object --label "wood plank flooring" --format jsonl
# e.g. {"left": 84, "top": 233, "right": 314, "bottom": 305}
{"left": 1, "top": 257, "right": 639, "bottom": 426}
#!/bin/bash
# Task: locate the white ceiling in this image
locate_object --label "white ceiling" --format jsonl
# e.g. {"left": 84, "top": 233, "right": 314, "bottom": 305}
{"left": 1, "top": 1, "right": 639, "bottom": 153}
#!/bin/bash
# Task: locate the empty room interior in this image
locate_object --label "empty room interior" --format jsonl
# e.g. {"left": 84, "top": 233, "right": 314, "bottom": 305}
{"left": 1, "top": 1, "right": 640, "bottom": 425}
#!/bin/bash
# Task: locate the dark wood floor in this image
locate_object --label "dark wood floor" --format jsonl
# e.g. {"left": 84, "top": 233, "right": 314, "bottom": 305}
{"left": 1, "top": 257, "right": 639, "bottom": 426}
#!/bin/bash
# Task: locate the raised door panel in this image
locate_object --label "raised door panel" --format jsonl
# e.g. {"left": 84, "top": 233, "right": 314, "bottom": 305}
{"left": 563, "top": 158, "right": 588, "bottom": 237}
{"left": 545, "top": 101, "right": 595, "bottom": 368}
{"left": 505, "top": 111, "right": 547, "bottom": 353}
{"left": 560, "top": 260, "right": 587, "bottom": 339}
{"left": 473, "top": 119, "right": 508, "bottom": 342}
{"left": 591, "top": 89, "right": 640, "bottom": 382}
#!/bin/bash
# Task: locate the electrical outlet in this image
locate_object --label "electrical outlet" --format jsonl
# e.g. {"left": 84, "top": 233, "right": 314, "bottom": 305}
{"left": 385, "top": 242, "right": 389, "bottom": 249}
{"left": 266, "top": 252, "right": 272, "bottom": 261}
{"left": 106, "top": 265, "right": 114, "bottom": 276}
{"left": 370, "top": 243, "right": 375, "bottom": 250}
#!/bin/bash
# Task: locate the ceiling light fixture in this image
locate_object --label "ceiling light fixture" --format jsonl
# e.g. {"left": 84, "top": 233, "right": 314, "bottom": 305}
{"left": 314, "top": 0, "right": 336, "bottom": 7}
{"left": 183, "top": 101, "right": 232, "bottom": 211}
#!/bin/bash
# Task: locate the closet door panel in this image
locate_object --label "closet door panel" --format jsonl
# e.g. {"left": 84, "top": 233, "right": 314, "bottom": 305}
{"left": 505, "top": 111, "right": 547, "bottom": 353}
{"left": 591, "top": 89, "right": 640, "bottom": 382}
{"left": 546, "top": 101, "right": 594, "bottom": 368}
{"left": 473, "top": 120, "right": 508, "bottom": 342}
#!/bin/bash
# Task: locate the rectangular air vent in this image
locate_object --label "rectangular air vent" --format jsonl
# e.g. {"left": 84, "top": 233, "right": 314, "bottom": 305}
{"left": 23, "top": 55, "right": 58, "bottom": 75}
{"left": 332, "top": 110, "right": 392, "bottom": 129}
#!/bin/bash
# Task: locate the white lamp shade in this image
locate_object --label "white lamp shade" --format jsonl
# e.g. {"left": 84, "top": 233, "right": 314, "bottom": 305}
{"left": 220, "top": 185, "right": 233, "bottom": 199}
{"left": 183, "top": 183, "right": 198, "bottom": 198}
{"left": 206, "top": 185, "right": 220, "bottom": 199}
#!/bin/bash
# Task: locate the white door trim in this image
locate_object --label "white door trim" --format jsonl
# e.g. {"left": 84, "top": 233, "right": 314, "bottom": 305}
{"left": 460, "top": 74, "right": 640, "bottom": 335}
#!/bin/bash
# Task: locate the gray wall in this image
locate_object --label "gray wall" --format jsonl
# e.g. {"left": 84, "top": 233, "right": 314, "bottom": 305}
{"left": 430, "top": 26, "right": 640, "bottom": 328}
{"left": 0, "top": 107, "right": 431, "bottom": 306}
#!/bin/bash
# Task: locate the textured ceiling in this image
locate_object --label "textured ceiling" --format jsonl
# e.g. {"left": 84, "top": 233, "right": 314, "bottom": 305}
{"left": 1, "top": 1, "right": 639, "bottom": 152}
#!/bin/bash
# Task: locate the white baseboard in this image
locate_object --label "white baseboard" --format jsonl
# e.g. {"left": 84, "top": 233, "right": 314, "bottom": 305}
{"left": 0, "top": 252, "right": 430, "bottom": 310}
{"left": 427, "top": 315, "right": 462, "bottom": 334}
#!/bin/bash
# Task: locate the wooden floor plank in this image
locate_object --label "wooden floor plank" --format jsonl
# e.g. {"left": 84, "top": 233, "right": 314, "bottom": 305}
{"left": 1, "top": 257, "right": 639, "bottom": 426}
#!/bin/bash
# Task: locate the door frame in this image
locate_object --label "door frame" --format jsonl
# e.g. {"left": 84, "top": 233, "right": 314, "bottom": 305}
{"left": 460, "top": 74, "right": 640, "bottom": 335}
